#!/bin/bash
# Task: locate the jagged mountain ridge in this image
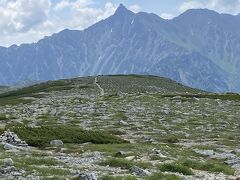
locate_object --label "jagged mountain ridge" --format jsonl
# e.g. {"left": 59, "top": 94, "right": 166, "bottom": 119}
{"left": 0, "top": 4, "right": 239, "bottom": 92}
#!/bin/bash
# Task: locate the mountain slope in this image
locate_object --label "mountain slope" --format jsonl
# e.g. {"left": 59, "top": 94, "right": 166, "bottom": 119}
{"left": 0, "top": 4, "right": 239, "bottom": 92}
{"left": 165, "top": 9, "right": 240, "bottom": 82}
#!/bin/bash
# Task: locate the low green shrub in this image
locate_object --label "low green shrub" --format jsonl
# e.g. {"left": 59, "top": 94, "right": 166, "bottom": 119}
{"left": 146, "top": 172, "right": 182, "bottom": 180}
{"left": 0, "top": 114, "right": 7, "bottom": 120}
{"left": 101, "top": 175, "right": 137, "bottom": 180}
{"left": 113, "top": 111, "right": 128, "bottom": 121}
{"left": 164, "top": 136, "right": 179, "bottom": 143}
{"left": 100, "top": 158, "right": 133, "bottom": 169}
{"left": 159, "top": 163, "right": 194, "bottom": 175}
{"left": 6, "top": 124, "right": 128, "bottom": 148}
{"left": 15, "top": 157, "right": 58, "bottom": 166}
{"left": 182, "top": 159, "right": 235, "bottom": 175}
{"left": 100, "top": 158, "right": 150, "bottom": 169}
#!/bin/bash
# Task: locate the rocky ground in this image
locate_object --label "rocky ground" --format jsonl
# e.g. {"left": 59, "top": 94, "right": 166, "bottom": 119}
{"left": 0, "top": 75, "right": 239, "bottom": 180}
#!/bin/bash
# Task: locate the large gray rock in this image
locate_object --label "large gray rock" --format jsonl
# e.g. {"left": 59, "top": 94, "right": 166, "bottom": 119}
{"left": 50, "top": 140, "right": 64, "bottom": 146}
{"left": 118, "top": 120, "right": 128, "bottom": 126}
{"left": 161, "top": 108, "right": 170, "bottom": 115}
{"left": 50, "top": 108, "right": 57, "bottom": 116}
{"left": 130, "top": 166, "right": 150, "bottom": 176}
{"left": 193, "top": 149, "right": 214, "bottom": 156}
{"left": 4, "top": 143, "right": 20, "bottom": 150}
{"left": 4, "top": 158, "right": 13, "bottom": 167}
{"left": 116, "top": 151, "right": 126, "bottom": 157}
{"left": 78, "top": 172, "right": 97, "bottom": 180}
{"left": 0, "top": 166, "right": 16, "bottom": 174}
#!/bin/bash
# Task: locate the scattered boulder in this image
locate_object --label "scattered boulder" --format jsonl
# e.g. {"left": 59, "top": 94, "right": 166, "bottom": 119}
{"left": 142, "top": 136, "right": 153, "bottom": 142}
{"left": 213, "top": 152, "right": 236, "bottom": 160}
{"left": 0, "top": 166, "right": 16, "bottom": 174}
{"left": 152, "top": 148, "right": 167, "bottom": 158}
{"left": 4, "top": 158, "right": 13, "bottom": 167}
{"left": 234, "top": 165, "right": 240, "bottom": 176}
{"left": 0, "top": 158, "right": 21, "bottom": 178}
{"left": 193, "top": 97, "right": 200, "bottom": 101}
{"left": 78, "top": 172, "right": 97, "bottom": 180}
{"left": 172, "top": 96, "right": 182, "bottom": 102}
{"left": 4, "top": 143, "right": 20, "bottom": 150}
{"left": 50, "top": 108, "right": 57, "bottom": 116}
{"left": 125, "top": 156, "right": 135, "bottom": 161}
{"left": 194, "top": 149, "right": 239, "bottom": 161}
{"left": 161, "top": 108, "right": 170, "bottom": 115}
{"left": 152, "top": 148, "right": 161, "bottom": 154}
{"left": 118, "top": 120, "right": 128, "bottom": 126}
{"left": 193, "top": 149, "right": 214, "bottom": 156}
{"left": 130, "top": 166, "right": 150, "bottom": 176}
{"left": 115, "top": 151, "right": 126, "bottom": 157}
{"left": 50, "top": 140, "right": 64, "bottom": 146}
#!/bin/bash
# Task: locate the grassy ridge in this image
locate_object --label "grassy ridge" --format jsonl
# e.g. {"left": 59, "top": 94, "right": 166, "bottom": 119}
{"left": 0, "top": 80, "right": 73, "bottom": 99}
{"left": 98, "top": 74, "right": 203, "bottom": 94}
{"left": 0, "top": 75, "right": 204, "bottom": 106}
{"left": 0, "top": 80, "right": 74, "bottom": 105}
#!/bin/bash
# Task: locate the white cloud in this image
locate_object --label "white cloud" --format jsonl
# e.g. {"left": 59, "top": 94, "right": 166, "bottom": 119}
{"left": 179, "top": 1, "right": 203, "bottom": 12}
{"left": 160, "top": 13, "right": 175, "bottom": 20}
{"left": 0, "top": 0, "right": 140, "bottom": 47}
{"left": 0, "top": 0, "right": 51, "bottom": 34}
{"left": 179, "top": 0, "right": 240, "bottom": 15}
{"left": 96, "top": 2, "right": 118, "bottom": 21}
{"left": 53, "top": 0, "right": 71, "bottom": 11}
{"left": 129, "top": 4, "right": 141, "bottom": 13}
{"left": 160, "top": 0, "right": 240, "bottom": 20}
{"left": 0, "top": 0, "right": 52, "bottom": 46}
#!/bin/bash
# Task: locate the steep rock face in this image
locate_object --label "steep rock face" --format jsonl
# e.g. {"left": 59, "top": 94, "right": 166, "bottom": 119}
{"left": 0, "top": 4, "right": 239, "bottom": 92}
{"left": 165, "top": 9, "right": 240, "bottom": 79}
{"left": 151, "top": 52, "right": 229, "bottom": 92}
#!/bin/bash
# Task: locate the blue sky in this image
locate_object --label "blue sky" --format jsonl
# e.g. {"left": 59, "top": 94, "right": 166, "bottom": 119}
{"left": 91, "top": 0, "right": 185, "bottom": 15}
{"left": 0, "top": 0, "right": 239, "bottom": 47}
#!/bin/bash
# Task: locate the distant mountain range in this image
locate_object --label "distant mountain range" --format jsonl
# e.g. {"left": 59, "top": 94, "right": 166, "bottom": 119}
{"left": 0, "top": 4, "right": 239, "bottom": 92}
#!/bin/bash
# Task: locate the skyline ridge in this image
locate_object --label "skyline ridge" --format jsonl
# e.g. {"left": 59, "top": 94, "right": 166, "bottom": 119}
{"left": 1, "top": 3, "right": 240, "bottom": 48}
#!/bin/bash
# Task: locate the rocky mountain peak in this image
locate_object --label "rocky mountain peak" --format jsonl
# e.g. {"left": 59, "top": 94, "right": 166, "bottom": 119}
{"left": 113, "top": 3, "right": 133, "bottom": 17}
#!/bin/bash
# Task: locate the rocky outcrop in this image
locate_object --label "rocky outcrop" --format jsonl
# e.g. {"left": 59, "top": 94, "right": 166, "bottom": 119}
{"left": 0, "top": 130, "right": 28, "bottom": 147}
{"left": 129, "top": 166, "right": 150, "bottom": 176}
{"left": 78, "top": 172, "right": 97, "bottom": 180}
{"left": 50, "top": 140, "right": 64, "bottom": 147}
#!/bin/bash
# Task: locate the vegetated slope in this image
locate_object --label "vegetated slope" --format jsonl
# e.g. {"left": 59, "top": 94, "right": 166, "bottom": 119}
{"left": 167, "top": 9, "right": 240, "bottom": 77}
{"left": 1, "top": 74, "right": 240, "bottom": 107}
{"left": 0, "top": 86, "right": 9, "bottom": 94}
{"left": 97, "top": 75, "right": 202, "bottom": 94}
{"left": 0, "top": 75, "right": 202, "bottom": 103}
{"left": 0, "top": 5, "right": 239, "bottom": 92}
{"left": 0, "top": 86, "right": 8, "bottom": 90}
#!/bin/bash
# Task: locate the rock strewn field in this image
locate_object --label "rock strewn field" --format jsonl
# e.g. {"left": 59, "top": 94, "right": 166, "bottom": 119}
{"left": 0, "top": 75, "right": 239, "bottom": 179}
